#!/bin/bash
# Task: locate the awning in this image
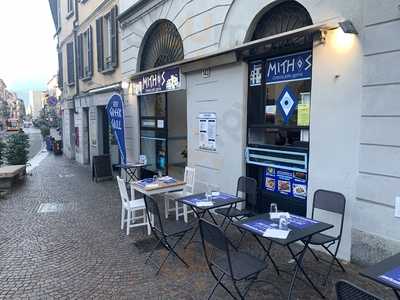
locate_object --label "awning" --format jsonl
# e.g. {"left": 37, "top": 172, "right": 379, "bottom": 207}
{"left": 129, "top": 20, "right": 341, "bottom": 80}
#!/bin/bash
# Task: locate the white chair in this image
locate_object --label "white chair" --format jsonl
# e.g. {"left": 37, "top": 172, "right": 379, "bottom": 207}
{"left": 164, "top": 167, "right": 196, "bottom": 223}
{"left": 117, "top": 176, "right": 150, "bottom": 236}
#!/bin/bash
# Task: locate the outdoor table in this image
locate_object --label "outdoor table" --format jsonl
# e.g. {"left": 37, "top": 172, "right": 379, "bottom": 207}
{"left": 131, "top": 177, "right": 186, "bottom": 197}
{"left": 360, "top": 252, "right": 400, "bottom": 299}
{"left": 116, "top": 162, "right": 149, "bottom": 183}
{"left": 176, "top": 192, "right": 244, "bottom": 248}
{"left": 234, "top": 213, "right": 333, "bottom": 300}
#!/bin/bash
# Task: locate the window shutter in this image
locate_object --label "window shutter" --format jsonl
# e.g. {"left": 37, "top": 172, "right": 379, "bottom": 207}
{"left": 110, "top": 5, "right": 118, "bottom": 69}
{"left": 58, "top": 50, "right": 63, "bottom": 89}
{"left": 67, "top": 42, "right": 75, "bottom": 85}
{"left": 96, "top": 17, "right": 104, "bottom": 72}
{"left": 88, "top": 26, "right": 93, "bottom": 77}
{"left": 77, "top": 34, "right": 83, "bottom": 79}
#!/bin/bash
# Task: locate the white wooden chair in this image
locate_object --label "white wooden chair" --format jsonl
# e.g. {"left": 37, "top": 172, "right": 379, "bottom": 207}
{"left": 117, "top": 176, "right": 150, "bottom": 236}
{"left": 164, "top": 167, "right": 196, "bottom": 223}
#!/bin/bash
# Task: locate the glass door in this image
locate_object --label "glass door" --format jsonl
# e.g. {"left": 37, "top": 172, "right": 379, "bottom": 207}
{"left": 139, "top": 93, "right": 168, "bottom": 176}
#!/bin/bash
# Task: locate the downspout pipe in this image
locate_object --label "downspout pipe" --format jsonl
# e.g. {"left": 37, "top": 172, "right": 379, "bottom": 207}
{"left": 73, "top": 0, "right": 80, "bottom": 106}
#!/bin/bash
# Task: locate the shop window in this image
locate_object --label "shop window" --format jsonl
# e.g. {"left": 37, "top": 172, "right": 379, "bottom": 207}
{"left": 96, "top": 6, "right": 118, "bottom": 72}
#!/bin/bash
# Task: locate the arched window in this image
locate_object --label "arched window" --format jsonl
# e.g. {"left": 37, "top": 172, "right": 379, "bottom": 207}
{"left": 139, "top": 20, "right": 184, "bottom": 71}
{"left": 250, "top": 1, "right": 313, "bottom": 56}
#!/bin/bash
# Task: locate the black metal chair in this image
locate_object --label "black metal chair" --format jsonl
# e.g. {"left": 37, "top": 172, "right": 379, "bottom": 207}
{"left": 199, "top": 219, "right": 268, "bottom": 300}
{"left": 143, "top": 196, "right": 193, "bottom": 275}
{"left": 215, "top": 176, "right": 258, "bottom": 232}
{"left": 306, "top": 189, "right": 347, "bottom": 285}
{"left": 336, "top": 280, "right": 383, "bottom": 300}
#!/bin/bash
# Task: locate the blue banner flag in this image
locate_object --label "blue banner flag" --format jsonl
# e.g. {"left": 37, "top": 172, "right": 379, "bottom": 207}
{"left": 106, "top": 94, "right": 126, "bottom": 164}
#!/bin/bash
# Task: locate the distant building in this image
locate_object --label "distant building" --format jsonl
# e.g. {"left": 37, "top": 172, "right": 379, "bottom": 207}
{"left": 29, "top": 91, "right": 45, "bottom": 120}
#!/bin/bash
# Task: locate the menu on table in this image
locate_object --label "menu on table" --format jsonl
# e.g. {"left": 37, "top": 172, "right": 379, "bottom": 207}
{"left": 288, "top": 215, "right": 318, "bottom": 229}
{"left": 379, "top": 266, "right": 400, "bottom": 288}
{"left": 242, "top": 219, "right": 277, "bottom": 234}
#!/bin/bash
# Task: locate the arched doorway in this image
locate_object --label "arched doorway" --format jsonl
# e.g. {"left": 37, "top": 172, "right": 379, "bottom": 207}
{"left": 245, "top": 1, "right": 313, "bottom": 216}
{"left": 137, "top": 20, "right": 187, "bottom": 179}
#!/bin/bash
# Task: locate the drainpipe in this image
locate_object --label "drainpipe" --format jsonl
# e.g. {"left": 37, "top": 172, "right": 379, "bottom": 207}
{"left": 73, "top": 0, "right": 80, "bottom": 104}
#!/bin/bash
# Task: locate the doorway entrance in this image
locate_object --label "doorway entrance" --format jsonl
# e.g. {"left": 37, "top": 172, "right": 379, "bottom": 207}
{"left": 139, "top": 90, "right": 187, "bottom": 179}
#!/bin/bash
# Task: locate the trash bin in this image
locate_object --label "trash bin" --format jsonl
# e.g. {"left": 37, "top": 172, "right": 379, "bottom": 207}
{"left": 53, "top": 140, "right": 63, "bottom": 155}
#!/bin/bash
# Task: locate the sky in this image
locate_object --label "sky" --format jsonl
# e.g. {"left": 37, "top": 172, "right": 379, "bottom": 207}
{"left": 0, "top": 0, "right": 58, "bottom": 106}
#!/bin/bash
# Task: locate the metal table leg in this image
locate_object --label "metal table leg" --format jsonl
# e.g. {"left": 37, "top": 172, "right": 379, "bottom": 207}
{"left": 252, "top": 234, "right": 280, "bottom": 275}
{"left": 393, "top": 289, "right": 400, "bottom": 300}
{"left": 287, "top": 237, "right": 325, "bottom": 299}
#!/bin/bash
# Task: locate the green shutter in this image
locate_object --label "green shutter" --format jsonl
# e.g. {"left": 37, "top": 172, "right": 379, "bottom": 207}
{"left": 77, "top": 34, "right": 83, "bottom": 79}
{"left": 96, "top": 17, "right": 104, "bottom": 72}
{"left": 110, "top": 5, "right": 118, "bottom": 69}
{"left": 88, "top": 26, "right": 93, "bottom": 77}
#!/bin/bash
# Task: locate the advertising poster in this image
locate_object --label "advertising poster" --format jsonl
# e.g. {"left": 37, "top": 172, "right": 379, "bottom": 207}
{"left": 264, "top": 167, "right": 308, "bottom": 200}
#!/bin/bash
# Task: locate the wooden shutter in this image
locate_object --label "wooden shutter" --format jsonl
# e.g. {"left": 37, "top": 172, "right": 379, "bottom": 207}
{"left": 77, "top": 34, "right": 83, "bottom": 79}
{"left": 88, "top": 26, "right": 93, "bottom": 77}
{"left": 96, "top": 17, "right": 104, "bottom": 72}
{"left": 110, "top": 5, "right": 118, "bottom": 69}
{"left": 58, "top": 50, "right": 63, "bottom": 89}
{"left": 67, "top": 42, "right": 75, "bottom": 85}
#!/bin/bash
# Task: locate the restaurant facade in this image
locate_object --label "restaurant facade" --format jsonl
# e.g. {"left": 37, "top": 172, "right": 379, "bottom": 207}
{"left": 118, "top": 0, "right": 400, "bottom": 263}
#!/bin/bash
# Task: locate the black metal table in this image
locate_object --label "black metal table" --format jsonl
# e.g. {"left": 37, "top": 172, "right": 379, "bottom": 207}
{"left": 234, "top": 213, "right": 333, "bottom": 300}
{"left": 360, "top": 253, "right": 400, "bottom": 300}
{"left": 176, "top": 192, "right": 244, "bottom": 248}
{"left": 116, "top": 163, "right": 148, "bottom": 183}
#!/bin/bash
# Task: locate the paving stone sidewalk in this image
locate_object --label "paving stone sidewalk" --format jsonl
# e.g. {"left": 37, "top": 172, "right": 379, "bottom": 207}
{"left": 0, "top": 155, "right": 396, "bottom": 299}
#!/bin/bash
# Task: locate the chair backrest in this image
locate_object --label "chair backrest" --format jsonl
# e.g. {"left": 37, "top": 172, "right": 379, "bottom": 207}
{"left": 199, "top": 219, "right": 235, "bottom": 277}
{"left": 184, "top": 167, "right": 195, "bottom": 193}
{"left": 335, "top": 280, "right": 383, "bottom": 300}
{"left": 143, "top": 196, "right": 164, "bottom": 234}
{"left": 236, "top": 176, "right": 257, "bottom": 208}
{"left": 117, "top": 176, "right": 129, "bottom": 205}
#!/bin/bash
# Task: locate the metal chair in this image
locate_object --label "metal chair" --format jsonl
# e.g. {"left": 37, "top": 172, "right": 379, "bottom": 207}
{"left": 164, "top": 166, "right": 196, "bottom": 222}
{"left": 144, "top": 195, "right": 193, "bottom": 275}
{"left": 336, "top": 280, "right": 383, "bottom": 300}
{"left": 215, "top": 176, "right": 258, "bottom": 232}
{"left": 117, "top": 176, "right": 150, "bottom": 236}
{"left": 306, "top": 189, "right": 347, "bottom": 285}
{"left": 199, "top": 219, "right": 267, "bottom": 300}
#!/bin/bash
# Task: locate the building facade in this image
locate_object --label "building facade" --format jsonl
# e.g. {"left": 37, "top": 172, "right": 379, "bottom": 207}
{"left": 117, "top": 0, "right": 400, "bottom": 264}
{"left": 49, "top": 0, "right": 122, "bottom": 165}
{"left": 29, "top": 90, "right": 45, "bottom": 120}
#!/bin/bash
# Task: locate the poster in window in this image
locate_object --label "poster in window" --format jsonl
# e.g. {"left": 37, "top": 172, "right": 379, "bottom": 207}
{"left": 198, "top": 113, "right": 217, "bottom": 151}
{"left": 263, "top": 167, "right": 308, "bottom": 200}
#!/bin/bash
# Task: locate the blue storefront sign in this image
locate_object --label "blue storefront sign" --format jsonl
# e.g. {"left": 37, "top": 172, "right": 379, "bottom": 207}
{"left": 264, "top": 167, "right": 308, "bottom": 200}
{"left": 134, "top": 66, "right": 182, "bottom": 95}
{"left": 106, "top": 94, "right": 126, "bottom": 164}
{"left": 266, "top": 50, "right": 312, "bottom": 84}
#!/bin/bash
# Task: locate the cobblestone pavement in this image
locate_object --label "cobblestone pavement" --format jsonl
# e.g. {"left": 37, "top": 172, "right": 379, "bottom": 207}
{"left": 0, "top": 155, "right": 396, "bottom": 299}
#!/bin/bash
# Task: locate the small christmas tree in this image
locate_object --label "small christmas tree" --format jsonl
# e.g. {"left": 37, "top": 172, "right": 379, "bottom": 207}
{"left": 4, "top": 132, "right": 30, "bottom": 165}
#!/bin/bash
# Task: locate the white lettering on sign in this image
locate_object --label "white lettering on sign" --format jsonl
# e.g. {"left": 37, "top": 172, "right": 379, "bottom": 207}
{"left": 267, "top": 54, "right": 312, "bottom": 78}
{"left": 111, "top": 118, "right": 122, "bottom": 130}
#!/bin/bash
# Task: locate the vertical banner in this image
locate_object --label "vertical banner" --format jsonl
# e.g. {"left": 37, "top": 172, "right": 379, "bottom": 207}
{"left": 106, "top": 94, "right": 126, "bottom": 164}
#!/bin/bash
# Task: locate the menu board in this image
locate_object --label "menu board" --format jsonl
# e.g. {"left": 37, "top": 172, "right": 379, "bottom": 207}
{"left": 264, "top": 167, "right": 307, "bottom": 199}
{"left": 198, "top": 113, "right": 217, "bottom": 151}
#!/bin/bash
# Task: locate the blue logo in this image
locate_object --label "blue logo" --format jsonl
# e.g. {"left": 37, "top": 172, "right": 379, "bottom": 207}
{"left": 106, "top": 94, "right": 126, "bottom": 164}
{"left": 276, "top": 86, "right": 297, "bottom": 124}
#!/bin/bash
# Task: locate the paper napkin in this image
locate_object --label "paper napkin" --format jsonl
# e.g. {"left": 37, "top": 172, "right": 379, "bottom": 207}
{"left": 263, "top": 228, "right": 290, "bottom": 239}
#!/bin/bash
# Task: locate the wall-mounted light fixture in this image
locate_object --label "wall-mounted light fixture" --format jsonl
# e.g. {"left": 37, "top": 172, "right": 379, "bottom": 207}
{"left": 339, "top": 20, "right": 358, "bottom": 34}
{"left": 121, "top": 81, "right": 130, "bottom": 89}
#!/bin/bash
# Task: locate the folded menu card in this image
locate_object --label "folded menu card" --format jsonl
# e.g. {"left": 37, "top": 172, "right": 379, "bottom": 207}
{"left": 270, "top": 212, "right": 290, "bottom": 219}
{"left": 263, "top": 228, "right": 290, "bottom": 239}
{"left": 196, "top": 201, "right": 214, "bottom": 207}
{"left": 145, "top": 183, "right": 159, "bottom": 189}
